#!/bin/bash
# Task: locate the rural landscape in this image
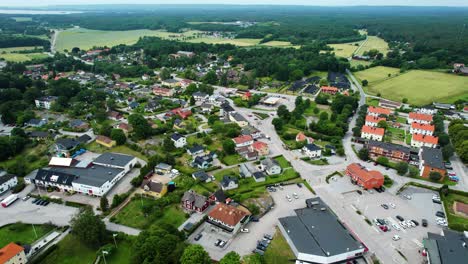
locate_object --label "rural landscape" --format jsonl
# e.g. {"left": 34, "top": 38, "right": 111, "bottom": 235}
{"left": 0, "top": 2, "right": 467, "bottom": 264}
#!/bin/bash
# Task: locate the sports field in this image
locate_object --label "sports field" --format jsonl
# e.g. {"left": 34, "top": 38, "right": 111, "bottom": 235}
{"left": 0, "top": 46, "right": 47, "bottom": 62}
{"left": 355, "top": 36, "right": 390, "bottom": 56}
{"left": 356, "top": 66, "right": 468, "bottom": 105}
{"left": 56, "top": 28, "right": 297, "bottom": 51}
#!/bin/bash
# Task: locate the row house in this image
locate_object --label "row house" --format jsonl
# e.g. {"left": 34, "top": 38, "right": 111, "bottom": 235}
{"left": 410, "top": 123, "right": 435, "bottom": 136}
{"left": 408, "top": 112, "right": 433, "bottom": 125}
{"left": 419, "top": 147, "right": 446, "bottom": 179}
{"left": 365, "top": 115, "right": 386, "bottom": 127}
{"left": 366, "top": 140, "right": 411, "bottom": 162}
{"left": 367, "top": 106, "right": 391, "bottom": 117}
{"left": 411, "top": 134, "right": 438, "bottom": 148}
{"left": 361, "top": 125, "right": 385, "bottom": 141}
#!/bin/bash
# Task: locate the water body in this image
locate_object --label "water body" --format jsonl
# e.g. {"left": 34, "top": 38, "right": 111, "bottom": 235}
{"left": 0, "top": 9, "right": 82, "bottom": 15}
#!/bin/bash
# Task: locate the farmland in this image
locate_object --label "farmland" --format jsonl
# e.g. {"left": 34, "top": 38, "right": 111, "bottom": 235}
{"left": 355, "top": 66, "right": 468, "bottom": 105}
{"left": 355, "top": 36, "right": 390, "bottom": 56}
{"left": 327, "top": 42, "right": 362, "bottom": 58}
{"left": 55, "top": 28, "right": 297, "bottom": 51}
{"left": 0, "top": 46, "right": 48, "bottom": 62}
{"left": 327, "top": 35, "right": 389, "bottom": 58}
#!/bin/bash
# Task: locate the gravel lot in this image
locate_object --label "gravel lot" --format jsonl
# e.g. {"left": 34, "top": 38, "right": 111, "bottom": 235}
{"left": 188, "top": 184, "right": 315, "bottom": 261}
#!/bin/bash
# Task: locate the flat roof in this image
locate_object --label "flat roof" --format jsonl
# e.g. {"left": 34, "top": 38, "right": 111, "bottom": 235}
{"left": 45, "top": 165, "right": 124, "bottom": 187}
{"left": 424, "top": 230, "right": 468, "bottom": 264}
{"left": 93, "top": 152, "right": 135, "bottom": 167}
{"left": 279, "top": 197, "right": 363, "bottom": 257}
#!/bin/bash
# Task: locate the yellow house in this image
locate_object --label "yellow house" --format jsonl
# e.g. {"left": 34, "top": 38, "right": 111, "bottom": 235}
{"left": 0, "top": 243, "right": 26, "bottom": 264}
{"left": 143, "top": 180, "right": 167, "bottom": 198}
{"left": 96, "top": 135, "right": 116, "bottom": 148}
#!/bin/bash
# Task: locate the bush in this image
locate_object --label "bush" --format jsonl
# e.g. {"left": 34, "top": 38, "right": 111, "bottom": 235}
{"left": 376, "top": 156, "right": 389, "bottom": 166}
{"left": 11, "top": 181, "right": 25, "bottom": 193}
{"left": 429, "top": 171, "right": 442, "bottom": 182}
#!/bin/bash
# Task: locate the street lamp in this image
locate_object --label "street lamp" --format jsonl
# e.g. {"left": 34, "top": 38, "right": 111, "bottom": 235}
{"left": 112, "top": 234, "right": 118, "bottom": 248}
{"left": 102, "top": 251, "right": 109, "bottom": 264}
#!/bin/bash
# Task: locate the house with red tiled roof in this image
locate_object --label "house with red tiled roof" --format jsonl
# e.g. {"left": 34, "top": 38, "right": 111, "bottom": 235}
{"left": 207, "top": 203, "right": 250, "bottom": 233}
{"left": 365, "top": 115, "right": 386, "bottom": 127}
{"left": 295, "top": 132, "right": 314, "bottom": 144}
{"left": 320, "top": 86, "right": 339, "bottom": 95}
{"left": 171, "top": 108, "right": 192, "bottom": 119}
{"left": 367, "top": 106, "right": 392, "bottom": 117}
{"left": 408, "top": 112, "right": 433, "bottom": 125}
{"left": 180, "top": 79, "right": 193, "bottom": 88}
{"left": 361, "top": 125, "right": 385, "bottom": 141}
{"left": 152, "top": 86, "right": 174, "bottom": 97}
{"left": 117, "top": 123, "right": 132, "bottom": 134}
{"left": 0, "top": 243, "right": 26, "bottom": 264}
{"left": 410, "top": 123, "right": 435, "bottom": 136}
{"left": 346, "top": 163, "right": 384, "bottom": 189}
{"left": 232, "top": 135, "right": 254, "bottom": 148}
{"left": 107, "top": 111, "right": 123, "bottom": 121}
{"left": 250, "top": 141, "right": 269, "bottom": 156}
{"left": 411, "top": 134, "right": 438, "bottom": 148}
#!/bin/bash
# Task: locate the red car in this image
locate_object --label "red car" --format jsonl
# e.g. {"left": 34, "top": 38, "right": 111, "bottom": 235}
{"left": 379, "top": 225, "right": 388, "bottom": 232}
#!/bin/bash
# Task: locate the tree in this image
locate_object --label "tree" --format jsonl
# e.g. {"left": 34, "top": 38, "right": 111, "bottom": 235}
{"left": 128, "top": 114, "right": 152, "bottom": 140}
{"left": 376, "top": 156, "right": 389, "bottom": 166}
{"left": 377, "top": 120, "right": 388, "bottom": 129}
{"left": 408, "top": 166, "right": 419, "bottom": 177}
{"left": 319, "top": 78, "right": 328, "bottom": 87}
{"left": 70, "top": 207, "right": 107, "bottom": 248}
{"left": 190, "top": 96, "right": 195, "bottom": 106}
{"left": 180, "top": 245, "right": 211, "bottom": 264}
{"left": 358, "top": 148, "right": 369, "bottom": 161}
{"left": 99, "top": 123, "right": 113, "bottom": 137}
{"left": 160, "top": 68, "right": 171, "bottom": 80}
{"left": 440, "top": 184, "right": 449, "bottom": 197}
{"left": 71, "top": 47, "right": 80, "bottom": 53}
{"left": 395, "top": 162, "right": 409, "bottom": 175}
{"left": 272, "top": 118, "right": 283, "bottom": 131}
{"left": 222, "top": 139, "right": 236, "bottom": 155}
{"left": 402, "top": 98, "right": 408, "bottom": 104}
{"left": 319, "top": 112, "right": 328, "bottom": 121}
{"left": 220, "top": 251, "right": 241, "bottom": 264}
{"left": 100, "top": 196, "right": 109, "bottom": 212}
{"left": 429, "top": 171, "right": 442, "bottom": 182}
{"left": 203, "top": 71, "right": 218, "bottom": 85}
{"left": 442, "top": 144, "right": 454, "bottom": 160}
{"left": 361, "top": 79, "right": 368, "bottom": 86}
{"left": 110, "top": 129, "right": 126, "bottom": 145}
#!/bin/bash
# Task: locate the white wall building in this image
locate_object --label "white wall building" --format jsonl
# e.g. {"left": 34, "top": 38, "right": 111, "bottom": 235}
{"left": 0, "top": 174, "right": 18, "bottom": 194}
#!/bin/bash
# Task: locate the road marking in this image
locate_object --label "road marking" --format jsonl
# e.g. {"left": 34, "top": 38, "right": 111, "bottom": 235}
{"left": 372, "top": 226, "right": 380, "bottom": 233}
{"left": 412, "top": 239, "right": 423, "bottom": 247}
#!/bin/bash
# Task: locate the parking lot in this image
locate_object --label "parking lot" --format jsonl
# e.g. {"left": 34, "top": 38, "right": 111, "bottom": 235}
{"left": 187, "top": 184, "right": 315, "bottom": 260}
{"left": 318, "top": 178, "right": 445, "bottom": 264}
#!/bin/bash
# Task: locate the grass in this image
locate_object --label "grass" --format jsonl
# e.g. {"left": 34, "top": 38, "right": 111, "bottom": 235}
{"left": 39, "top": 234, "right": 97, "bottom": 264}
{"left": 356, "top": 36, "right": 390, "bottom": 56}
{"left": 0, "top": 223, "right": 55, "bottom": 248}
{"left": 263, "top": 228, "right": 296, "bottom": 264}
{"left": 0, "top": 46, "right": 47, "bottom": 62}
{"left": 356, "top": 67, "right": 468, "bottom": 105}
{"left": 350, "top": 59, "right": 372, "bottom": 68}
{"left": 0, "top": 143, "right": 50, "bottom": 175}
{"left": 12, "top": 17, "right": 32, "bottom": 22}
{"left": 442, "top": 192, "right": 468, "bottom": 231}
{"left": 396, "top": 116, "right": 407, "bottom": 124}
{"left": 105, "top": 236, "right": 135, "bottom": 264}
{"left": 366, "top": 98, "right": 380, "bottom": 107}
{"left": 327, "top": 42, "right": 362, "bottom": 58}
{"left": 222, "top": 154, "right": 245, "bottom": 166}
{"left": 307, "top": 159, "right": 329, "bottom": 165}
{"left": 386, "top": 127, "right": 406, "bottom": 143}
{"left": 113, "top": 198, "right": 186, "bottom": 229}
{"left": 85, "top": 142, "right": 147, "bottom": 162}
{"left": 274, "top": 155, "right": 291, "bottom": 169}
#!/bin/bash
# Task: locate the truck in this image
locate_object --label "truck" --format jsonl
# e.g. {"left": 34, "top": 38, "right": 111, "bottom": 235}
{"left": 1, "top": 194, "right": 18, "bottom": 208}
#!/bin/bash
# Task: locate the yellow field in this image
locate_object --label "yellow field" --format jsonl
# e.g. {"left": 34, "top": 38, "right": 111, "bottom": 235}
{"left": 0, "top": 46, "right": 47, "bottom": 62}
{"left": 328, "top": 42, "right": 363, "bottom": 58}
{"left": 356, "top": 36, "right": 390, "bottom": 56}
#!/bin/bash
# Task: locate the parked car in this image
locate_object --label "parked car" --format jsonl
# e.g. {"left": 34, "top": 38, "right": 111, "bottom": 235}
{"left": 436, "top": 211, "right": 445, "bottom": 218}
{"left": 357, "top": 190, "right": 362, "bottom": 195}
{"left": 411, "top": 220, "right": 419, "bottom": 226}
{"left": 448, "top": 171, "right": 456, "bottom": 176}
{"left": 219, "top": 241, "right": 226, "bottom": 248}
{"left": 43, "top": 201, "right": 50, "bottom": 206}
{"left": 396, "top": 215, "right": 404, "bottom": 221}
{"left": 253, "top": 249, "right": 265, "bottom": 256}
{"left": 392, "top": 223, "right": 401, "bottom": 231}
{"left": 257, "top": 244, "right": 267, "bottom": 251}
{"left": 392, "top": 235, "right": 401, "bottom": 241}
{"left": 250, "top": 216, "right": 260, "bottom": 222}
{"left": 432, "top": 198, "right": 441, "bottom": 204}
{"left": 422, "top": 219, "right": 428, "bottom": 227}
{"left": 215, "top": 239, "right": 222, "bottom": 246}
{"left": 388, "top": 203, "right": 396, "bottom": 209}
{"left": 241, "top": 228, "right": 249, "bottom": 233}
{"left": 381, "top": 204, "right": 389, "bottom": 209}
{"left": 31, "top": 198, "right": 39, "bottom": 204}
{"left": 264, "top": 234, "right": 273, "bottom": 240}
{"left": 22, "top": 196, "right": 30, "bottom": 201}
{"left": 296, "top": 183, "right": 302, "bottom": 188}
{"left": 194, "top": 233, "right": 203, "bottom": 241}
{"left": 293, "top": 193, "right": 299, "bottom": 199}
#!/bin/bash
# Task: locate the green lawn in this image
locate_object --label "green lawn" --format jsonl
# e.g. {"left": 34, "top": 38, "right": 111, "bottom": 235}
{"left": 356, "top": 67, "right": 468, "bottom": 105}
{"left": 355, "top": 36, "right": 390, "bottom": 56}
{"left": 327, "top": 42, "right": 362, "bottom": 58}
{"left": 350, "top": 59, "right": 373, "bottom": 68}
{"left": 222, "top": 154, "right": 245, "bottom": 166}
{"left": 274, "top": 156, "right": 291, "bottom": 169}
{"left": 307, "top": 159, "right": 329, "bottom": 165}
{"left": 0, "top": 223, "right": 55, "bottom": 248}
{"left": 264, "top": 228, "right": 296, "bottom": 264}
{"left": 386, "top": 127, "right": 406, "bottom": 143}
{"left": 396, "top": 116, "right": 407, "bottom": 124}
{"left": 39, "top": 234, "right": 97, "bottom": 264}
{"left": 366, "top": 98, "right": 380, "bottom": 107}
{"left": 0, "top": 46, "right": 47, "bottom": 62}
{"left": 442, "top": 192, "right": 468, "bottom": 231}
{"left": 0, "top": 143, "right": 50, "bottom": 176}
{"left": 105, "top": 236, "right": 135, "bottom": 264}
{"left": 213, "top": 167, "right": 239, "bottom": 181}
{"left": 85, "top": 142, "right": 148, "bottom": 162}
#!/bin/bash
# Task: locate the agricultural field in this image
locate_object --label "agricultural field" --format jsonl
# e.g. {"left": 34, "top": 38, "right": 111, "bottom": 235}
{"left": 12, "top": 17, "right": 32, "bottom": 22}
{"left": 350, "top": 59, "right": 372, "bottom": 68}
{"left": 355, "top": 36, "right": 390, "bottom": 56}
{"left": 327, "top": 42, "right": 362, "bottom": 58}
{"left": 356, "top": 66, "right": 468, "bottom": 105}
{"left": 0, "top": 46, "right": 47, "bottom": 62}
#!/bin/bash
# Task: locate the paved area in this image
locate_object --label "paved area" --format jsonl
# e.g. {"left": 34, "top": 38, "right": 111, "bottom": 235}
{"left": 188, "top": 184, "right": 315, "bottom": 260}
{"left": 399, "top": 187, "right": 445, "bottom": 226}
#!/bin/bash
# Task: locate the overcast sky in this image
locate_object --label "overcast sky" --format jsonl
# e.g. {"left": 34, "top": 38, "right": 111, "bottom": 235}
{"left": 1, "top": 0, "right": 467, "bottom": 7}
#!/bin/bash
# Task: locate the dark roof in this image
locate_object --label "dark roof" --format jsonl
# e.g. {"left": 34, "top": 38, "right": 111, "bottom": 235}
{"left": 193, "top": 91, "right": 208, "bottom": 97}
{"left": 212, "top": 190, "right": 226, "bottom": 203}
{"left": 171, "top": 133, "right": 184, "bottom": 141}
{"left": 28, "top": 119, "right": 43, "bottom": 125}
{"left": 182, "top": 190, "right": 207, "bottom": 208}
{"left": 424, "top": 230, "right": 468, "bottom": 264}
{"left": 77, "top": 134, "right": 92, "bottom": 144}
{"left": 192, "top": 171, "right": 209, "bottom": 182}
{"left": 367, "top": 140, "right": 411, "bottom": 154}
{"left": 70, "top": 119, "right": 86, "bottom": 127}
{"left": 188, "top": 145, "right": 204, "bottom": 154}
{"left": 304, "top": 144, "right": 321, "bottom": 151}
{"left": 28, "top": 131, "right": 49, "bottom": 138}
{"left": 221, "top": 175, "right": 238, "bottom": 187}
{"left": 56, "top": 138, "right": 80, "bottom": 150}
{"left": 145, "top": 181, "right": 165, "bottom": 192}
{"left": 279, "top": 197, "right": 364, "bottom": 257}
{"left": 221, "top": 102, "right": 235, "bottom": 113}
{"left": 253, "top": 171, "right": 265, "bottom": 180}
{"left": 0, "top": 174, "right": 16, "bottom": 185}
{"left": 35, "top": 169, "right": 75, "bottom": 186}
{"left": 93, "top": 152, "right": 135, "bottom": 168}
{"left": 421, "top": 147, "right": 445, "bottom": 170}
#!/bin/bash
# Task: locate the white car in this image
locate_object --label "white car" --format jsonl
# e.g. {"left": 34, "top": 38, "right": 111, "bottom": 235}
{"left": 392, "top": 224, "right": 401, "bottom": 231}
{"left": 404, "top": 194, "right": 412, "bottom": 200}
{"left": 400, "top": 222, "right": 407, "bottom": 229}
{"left": 388, "top": 203, "right": 396, "bottom": 209}
{"left": 392, "top": 235, "right": 401, "bottom": 241}
{"left": 293, "top": 193, "right": 299, "bottom": 199}
{"left": 240, "top": 228, "right": 249, "bottom": 233}
{"left": 406, "top": 220, "right": 415, "bottom": 227}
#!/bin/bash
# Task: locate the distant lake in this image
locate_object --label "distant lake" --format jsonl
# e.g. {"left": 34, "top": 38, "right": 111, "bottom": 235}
{"left": 0, "top": 9, "right": 83, "bottom": 15}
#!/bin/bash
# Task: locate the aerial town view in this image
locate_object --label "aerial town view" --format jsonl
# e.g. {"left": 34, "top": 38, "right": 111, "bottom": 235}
{"left": 0, "top": 1, "right": 467, "bottom": 264}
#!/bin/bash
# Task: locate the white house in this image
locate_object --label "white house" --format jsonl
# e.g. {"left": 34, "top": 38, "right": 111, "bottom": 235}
{"left": 232, "top": 135, "right": 254, "bottom": 148}
{"left": 361, "top": 126, "right": 385, "bottom": 141}
{"left": 0, "top": 174, "right": 18, "bottom": 194}
{"left": 408, "top": 112, "right": 433, "bottom": 125}
{"left": 410, "top": 123, "right": 435, "bottom": 136}
{"left": 415, "top": 107, "right": 438, "bottom": 115}
{"left": 171, "top": 133, "right": 187, "bottom": 148}
{"left": 411, "top": 134, "right": 438, "bottom": 148}
{"left": 302, "top": 144, "right": 322, "bottom": 159}
{"left": 221, "top": 175, "right": 239, "bottom": 190}
{"left": 261, "top": 158, "right": 282, "bottom": 175}
{"left": 35, "top": 96, "right": 58, "bottom": 110}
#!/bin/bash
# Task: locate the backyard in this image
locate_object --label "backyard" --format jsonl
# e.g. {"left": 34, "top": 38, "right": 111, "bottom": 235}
{"left": 85, "top": 142, "right": 148, "bottom": 162}
{"left": 0, "top": 222, "right": 55, "bottom": 248}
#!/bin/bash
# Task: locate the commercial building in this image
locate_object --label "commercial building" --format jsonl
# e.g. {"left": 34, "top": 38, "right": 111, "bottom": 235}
{"left": 419, "top": 147, "right": 446, "bottom": 179}
{"left": 0, "top": 243, "right": 26, "bottom": 264}
{"left": 32, "top": 152, "right": 137, "bottom": 196}
{"left": 207, "top": 203, "right": 250, "bottom": 234}
{"left": 423, "top": 230, "right": 468, "bottom": 264}
{"left": 346, "top": 163, "right": 384, "bottom": 190}
{"left": 278, "top": 197, "right": 366, "bottom": 264}
{"left": 366, "top": 140, "right": 411, "bottom": 162}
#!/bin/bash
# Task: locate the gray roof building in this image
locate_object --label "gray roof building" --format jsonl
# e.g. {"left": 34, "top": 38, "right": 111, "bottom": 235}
{"left": 93, "top": 152, "right": 135, "bottom": 168}
{"left": 278, "top": 197, "right": 365, "bottom": 263}
{"left": 420, "top": 147, "right": 445, "bottom": 170}
{"left": 192, "top": 170, "right": 210, "bottom": 182}
{"left": 0, "top": 174, "right": 17, "bottom": 185}
{"left": 304, "top": 143, "right": 321, "bottom": 152}
{"left": 423, "top": 230, "right": 468, "bottom": 264}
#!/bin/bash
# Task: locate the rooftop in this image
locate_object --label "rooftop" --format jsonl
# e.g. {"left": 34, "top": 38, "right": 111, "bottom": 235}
{"left": 0, "top": 243, "right": 24, "bottom": 264}
{"left": 232, "top": 135, "right": 253, "bottom": 145}
{"left": 347, "top": 163, "right": 384, "bottom": 182}
{"left": 367, "top": 140, "right": 411, "bottom": 154}
{"left": 0, "top": 174, "right": 16, "bottom": 185}
{"left": 279, "top": 197, "right": 364, "bottom": 257}
{"left": 420, "top": 147, "right": 445, "bottom": 170}
{"left": 365, "top": 115, "right": 386, "bottom": 123}
{"left": 361, "top": 125, "right": 385, "bottom": 136}
{"left": 93, "top": 152, "right": 135, "bottom": 168}
{"left": 208, "top": 203, "right": 249, "bottom": 226}
{"left": 368, "top": 106, "right": 391, "bottom": 116}
{"left": 423, "top": 230, "right": 468, "bottom": 264}
{"left": 409, "top": 112, "right": 433, "bottom": 122}
{"left": 413, "top": 134, "right": 438, "bottom": 145}
{"left": 411, "top": 122, "right": 435, "bottom": 132}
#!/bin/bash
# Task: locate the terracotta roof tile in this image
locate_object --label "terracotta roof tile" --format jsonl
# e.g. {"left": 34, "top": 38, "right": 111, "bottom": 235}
{"left": 0, "top": 243, "right": 24, "bottom": 263}
{"left": 208, "top": 203, "right": 248, "bottom": 226}
{"left": 413, "top": 134, "right": 438, "bottom": 145}
{"left": 368, "top": 106, "right": 391, "bottom": 115}
{"left": 409, "top": 112, "right": 433, "bottom": 122}
{"left": 361, "top": 125, "right": 385, "bottom": 136}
